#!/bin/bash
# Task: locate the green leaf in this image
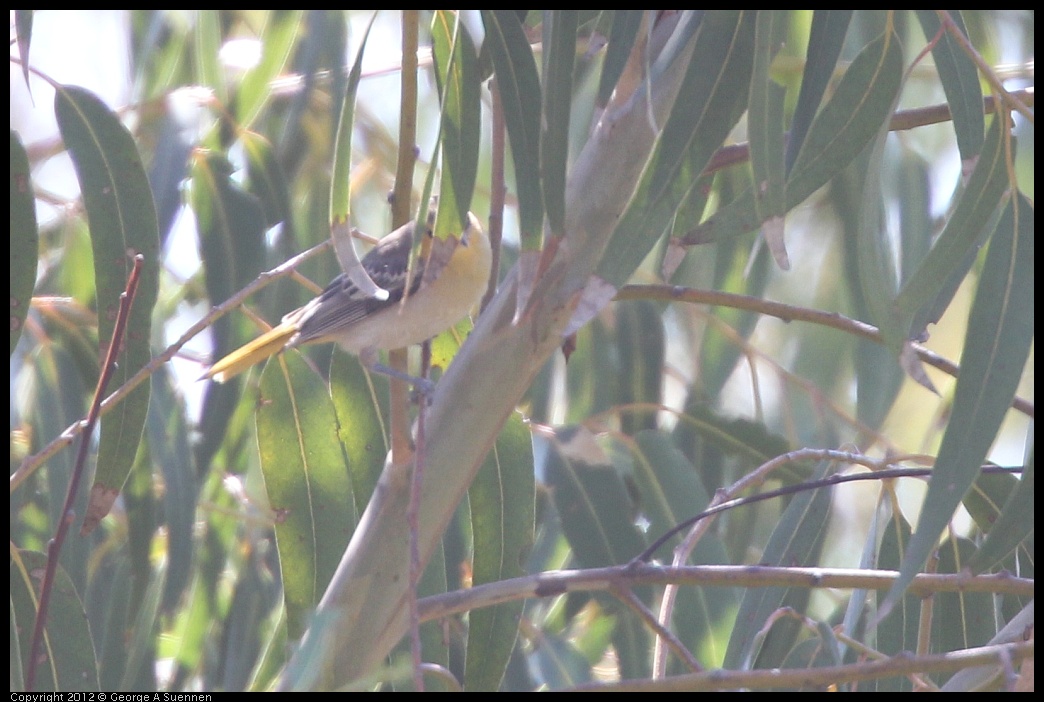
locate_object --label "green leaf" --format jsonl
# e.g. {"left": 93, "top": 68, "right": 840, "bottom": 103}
{"left": 28, "top": 344, "right": 90, "bottom": 590}
{"left": 632, "top": 431, "right": 738, "bottom": 667}
{"left": 615, "top": 301, "right": 664, "bottom": 436}
{"left": 855, "top": 115, "right": 902, "bottom": 350}
{"left": 895, "top": 117, "right": 1010, "bottom": 342}
{"left": 432, "top": 11, "right": 482, "bottom": 232}
{"left": 10, "top": 550, "right": 99, "bottom": 692}
{"left": 868, "top": 512, "right": 919, "bottom": 691}
{"left": 526, "top": 630, "right": 592, "bottom": 687}
{"left": 831, "top": 145, "right": 906, "bottom": 427}
{"left": 54, "top": 84, "right": 160, "bottom": 533}
{"left": 966, "top": 456, "right": 1034, "bottom": 574}
{"left": 785, "top": 10, "right": 852, "bottom": 173}
{"left": 90, "top": 564, "right": 144, "bottom": 686}
{"left": 465, "top": 414, "right": 535, "bottom": 691}
{"left": 329, "top": 349, "right": 389, "bottom": 516}
{"left": 236, "top": 10, "right": 303, "bottom": 130}
{"left": 10, "top": 130, "right": 38, "bottom": 355}
{"left": 612, "top": 609, "right": 650, "bottom": 679}
{"left": 546, "top": 426, "right": 647, "bottom": 566}
{"left": 601, "top": 10, "right": 756, "bottom": 286}
{"left": 688, "top": 218, "right": 771, "bottom": 400}
{"left": 884, "top": 193, "right": 1034, "bottom": 618}
{"left": 256, "top": 351, "right": 355, "bottom": 639}
{"left": 896, "top": 147, "right": 933, "bottom": 285}
{"left": 132, "top": 11, "right": 192, "bottom": 100}
{"left": 145, "top": 366, "right": 199, "bottom": 613}
{"left": 15, "top": 10, "right": 33, "bottom": 93}
{"left": 330, "top": 11, "right": 375, "bottom": 223}
{"left": 723, "top": 461, "right": 832, "bottom": 670}
{"left": 631, "top": 431, "right": 711, "bottom": 557}
{"left": 691, "top": 25, "right": 903, "bottom": 246}
{"left": 242, "top": 131, "right": 293, "bottom": 230}
{"left": 193, "top": 151, "right": 267, "bottom": 470}
{"left": 121, "top": 443, "right": 157, "bottom": 614}
{"left": 118, "top": 561, "right": 164, "bottom": 690}
{"left": 481, "top": 10, "right": 544, "bottom": 246}
{"left": 541, "top": 10, "right": 578, "bottom": 237}
{"left": 672, "top": 401, "right": 795, "bottom": 487}
{"left": 195, "top": 11, "right": 225, "bottom": 106}
{"left": 748, "top": 11, "right": 788, "bottom": 234}
{"left": 915, "top": 11, "right": 984, "bottom": 162}
{"left": 417, "top": 541, "right": 451, "bottom": 680}
{"left": 932, "top": 537, "right": 995, "bottom": 658}
{"left": 597, "top": 11, "right": 645, "bottom": 108}
{"left": 218, "top": 550, "right": 280, "bottom": 690}
{"left": 787, "top": 23, "right": 903, "bottom": 219}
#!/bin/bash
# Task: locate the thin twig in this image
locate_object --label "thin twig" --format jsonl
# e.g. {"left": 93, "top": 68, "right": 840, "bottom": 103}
{"left": 395, "top": 9, "right": 425, "bottom": 692}
{"left": 570, "top": 641, "right": 1034, "bottom": 692}
{"left": 25, "top": 255, "right": 144, "bottom": 690}
{"left": 613, "top": 586, "right": 702, "bottom": 674}
{"left": 418, "top": 563, "right": 1034, "bottom": 624}
{"left": 934, "top": 10, "right": 1034, "bottom": 124}
{"left": 483, "top": 79, "right": 506, "bottom": 313}
{"left": 615, "top": 284, "right": 1034, "bottom": 419}
{"left": 12, "top": 241, "right": 331, "bottom": 491}
{"left": 699, "top": 88, "right": 1034, "bottom": 178}
{"left": 637, "top": 461, "right": 1022, "bottom": 564}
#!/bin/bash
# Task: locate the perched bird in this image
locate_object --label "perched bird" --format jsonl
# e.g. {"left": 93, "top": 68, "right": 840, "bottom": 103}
{"left": 202, "top": 212, "right": 491, "bottom": 386}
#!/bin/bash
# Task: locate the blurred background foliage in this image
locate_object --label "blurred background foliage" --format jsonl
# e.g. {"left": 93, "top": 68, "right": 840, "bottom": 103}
{"left": 10, "top": 10, "right": 1034, "bottom": 692}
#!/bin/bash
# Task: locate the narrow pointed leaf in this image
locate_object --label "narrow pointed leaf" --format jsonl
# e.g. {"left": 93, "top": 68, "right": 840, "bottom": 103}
{"left": 541, "top": 10, "right": 578, "bottom": 237}
{"left": 895, "top": 117, "right": 1009, "bottom": 341}
{"left": 327, "top": 13, "right": 387, "bottom": 299}
{"left": 546, "top": 427, "right": 647, "bottom": 566}
{"left": 11, "top": 550, "right": 99, "bottom": 692}
{"left": 785, "top": 10, "right": 852, "bottom": 173}
{"left": 432, "top": 11, "right": 482, "bottom": 232}
{"left": 884, "top": 193, "right": 1034, "bottom": 616}
{"left": 256, "top": 351, "right": 354, "bottom": 639}
{"left": 15, "top": 11, "right": 33, "bottom": 92}
{"left": 195, "top": 11, "right": 225, "bottom": 105}
{"left": 916, "top": 10, "right": 984, "bottom": 162}
{"left": 193, "top": 151, "right": 266, "bottom": 470}
{"left": 788, "top": 26, "right": 903, "bottom": 192}
{"left": 329, "top": 349, "right": 389, "bottom": 515}
{"left": 481, "top": 10, "right": 544, "bottom": 246}
{"left": 616, "top": 301, "right": 664, "bottom": 435}
{"left": 54, "top": 85, "right": 159, "bottom": 532}
{"left": 600, "top": 10, "right": 756, "bottom": 286}
{"left": 933, "top": 537, "right": 995, "bottom": 654}
{"left": 330, "top": 12, "right": 375, "bottom": 223}
{"left": 236, "top": 10, "right": 303, "bottom": 130}
{"left": 145, "top": 367, "right": 198, "bottom": 613}
{"left": 10, "top": 130, "right": 38, "bottom": 355}
{"left": 748, "top": 11, "right": 789, "bottom": 265}
{"left": 465, "top": 414, "right": 535, "bottom": 691}
{"left": 242, "top": 131, "right": 293, "bottom": 230}
{"left": 691, "top": 26, "right": 903, "bottom": 245}
{"left": 724, "top": 461, "right": 832, "bottom": 670}
{"left": 597, "top": 11, "right": 644, "bottom": 108}
{"left": 965, "top": 458, "right": 1035, "bottom": 574}
{"left": 870, "top": 513, "right": 919, "bottom": 691}
{"left": 856, "top": 120, "right": 902, "bottom": 350}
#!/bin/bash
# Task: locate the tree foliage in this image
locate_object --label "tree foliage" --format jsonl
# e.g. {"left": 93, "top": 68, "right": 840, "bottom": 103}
{"left": 10, "top": 10, "right": 1034, "bottom": 692}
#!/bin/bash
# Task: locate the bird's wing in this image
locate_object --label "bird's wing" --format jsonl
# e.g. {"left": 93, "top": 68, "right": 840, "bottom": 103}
{"left": 288, "top": 223, "right": 426, "bottom": 346}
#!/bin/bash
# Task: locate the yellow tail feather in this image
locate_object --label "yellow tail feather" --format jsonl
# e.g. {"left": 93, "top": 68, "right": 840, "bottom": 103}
{"left": 201, "top": 322, "right": 298, "bottom": 383}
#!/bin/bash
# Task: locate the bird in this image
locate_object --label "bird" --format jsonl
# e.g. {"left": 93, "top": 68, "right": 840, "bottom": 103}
{"left": 201, "top": 211, "right": 491, "bottom": 388}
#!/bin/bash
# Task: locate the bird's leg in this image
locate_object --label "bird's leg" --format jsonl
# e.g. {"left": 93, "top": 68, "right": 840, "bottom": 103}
{"left": 359, "top": 347, "right": 436, "bottom": 397}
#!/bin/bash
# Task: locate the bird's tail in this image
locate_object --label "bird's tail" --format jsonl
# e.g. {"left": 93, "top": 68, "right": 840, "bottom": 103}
{"left": 200, "top": 322, "right": 298, "bottom": 383}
